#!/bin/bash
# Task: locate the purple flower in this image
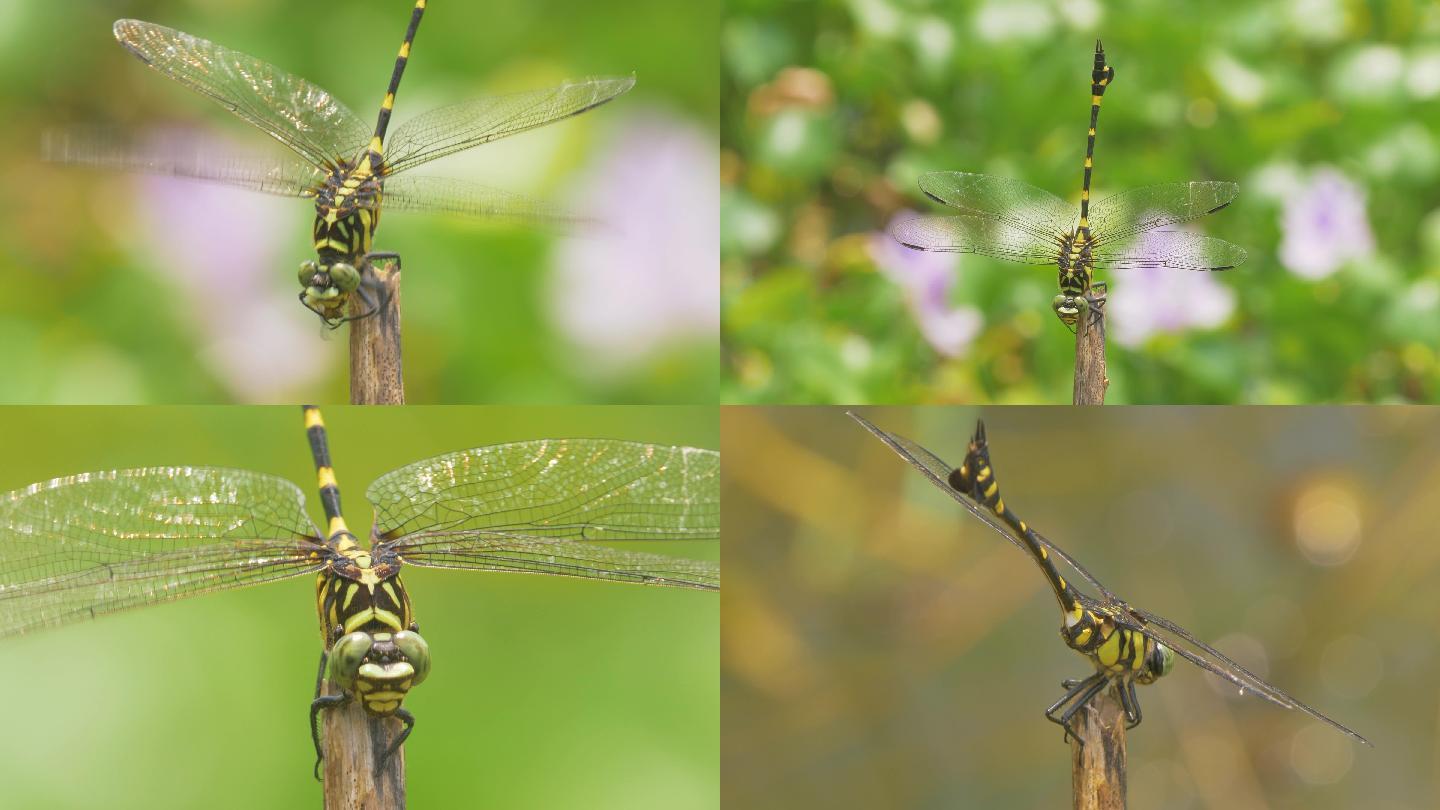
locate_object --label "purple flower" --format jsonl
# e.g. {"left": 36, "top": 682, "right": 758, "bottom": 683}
{"left": 133, "top": 129, "right": 330, "bottom": 399}
{"left": 549, "top": 112, "right": 718, "bottom": 374}
{"left": 1279, "top": 168, "right": 1374, "bottom": 280}
{"left": 871, "top": 215, "right": 982, "bottom": 358}
{"left": 1108, "top": 231, "right": 1237, "bottom": 348}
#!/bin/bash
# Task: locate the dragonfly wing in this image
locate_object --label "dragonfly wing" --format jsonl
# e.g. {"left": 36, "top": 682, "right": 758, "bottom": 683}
{"left": 388, "top": 531, "right": 718, "bottom": 590}
{"left": 1093, "top": 230, "right": 1247, "bottom": 271}
{"left": 1105, "top": 598, "right": 1372, "bottom": 745}
{"left": 0, "top": 467, "right": 326, "bottom": 639}
{"left": 847, "top": 412, "right": 1121, "bottom": 603}
{"left": 890, "top": 215, "right": 1062, "bottom": 265}
{"left": 382, "top": 76, "right": 636, "bottom": 175}
{"left": 915, "top": 172, "right": 1075, "bottom": 244}
{"left": 381, "top": 175, "right": 588, "bottom": 229}
{"left": 1088, "top": 181, "right": 1240, "bottom": 246}
{"left": 366, "top": 439, "right": 718, "bottom": 540}
{"left": 114, "top": 19, "right": 370, "bottom": 169}
{"left": 42, "top": 128, "right": 324, "bottom": 198}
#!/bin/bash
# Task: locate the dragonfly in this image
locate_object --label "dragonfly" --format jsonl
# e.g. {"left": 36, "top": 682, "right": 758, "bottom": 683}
{"left": 44, "top": 0, "right": 633, "bottom": 327}
{"left": 849, "top": 411, "right": 1369, "bottom": 746}
{"left": 0, "top": 406, "right": 719, "bottom": 776}
{"left": 890, "top": 41, "right": 1246, "bottom": 331}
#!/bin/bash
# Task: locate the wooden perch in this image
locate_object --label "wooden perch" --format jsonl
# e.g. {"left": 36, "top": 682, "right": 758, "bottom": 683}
{"left": 1070, "top": 685, "right": 1127, "bottom": 810}
{"left": 320, "top": 680, "right": 407, "bottom": 810}
{"left": 1072, "top": 287, "right": 1109, "bottom": 404}
{"left": 349, "top": 258, "right": 405, "bottom": 405}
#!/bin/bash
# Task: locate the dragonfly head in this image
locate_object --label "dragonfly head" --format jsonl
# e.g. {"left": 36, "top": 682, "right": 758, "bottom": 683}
{"left": 1053, "top": 294, "right": 1083, "bottom": 331}
{"left": 1137, "top": 642, "right": 1174, "bottom": 685}
{"left": 328, "top": 629, "right": 432, "bottom": 715}
{"left": 298, "top": 259, "right": 362, "bottom": 324}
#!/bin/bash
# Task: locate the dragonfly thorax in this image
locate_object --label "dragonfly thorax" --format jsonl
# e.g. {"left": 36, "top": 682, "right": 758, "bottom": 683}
{"left": 1051, "top": 231, "right": 1096, "bottom": 328}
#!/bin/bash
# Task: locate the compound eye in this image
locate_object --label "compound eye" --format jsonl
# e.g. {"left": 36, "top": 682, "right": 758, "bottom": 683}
{"left": 298, "top": 260, "right": 320, "bottom": 288}
{"left": 327, "top": 632, "right": 374, "bottom": 691}
{"left": 393, "top": 630, "right": 432, "bottom": 686}
{"left": 329, "top": 262, "right": 361, "bottom": 293}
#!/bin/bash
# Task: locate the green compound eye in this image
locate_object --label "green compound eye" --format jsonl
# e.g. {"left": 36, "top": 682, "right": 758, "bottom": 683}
{"left": 394, "top": 630, "right": 431, "bottom": 687}
{"left": 298, "top": 260, "right": 320, "bottom": 288}
{"left": 327, "top": 632, "right": 374, "bottom": 691}
{"left": 329, "top": 262, "right": 361, "bottom": 294}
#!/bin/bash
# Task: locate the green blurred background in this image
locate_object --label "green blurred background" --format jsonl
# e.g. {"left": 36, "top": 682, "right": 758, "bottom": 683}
{"left": 0, "top": 406, "right": 718, "bottom": 809}
{"left": 0, "top": 0, "right": 718, "bottom": 404}
{"left": 724, "top": 406, "right": 1438, "bottom": 808}
{"left": 722, "top": 0, "right": 1440, "bottom": 403}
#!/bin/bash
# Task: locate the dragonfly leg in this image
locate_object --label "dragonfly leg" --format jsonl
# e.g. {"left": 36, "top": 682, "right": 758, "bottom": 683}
{"left": 309, "top": 651, "right": 346, "bottom": 782}
{"left": 379, "top": 708, "right": 416, "bottom": 773}
{"left": 1117, "top": 678, "right": 1142, "bottom": 729}
{"left": 1045, "top": 671, "right": 1109, "bottom": 746}
{"left": 310, "top": 691, "right": 350, "bottom": 781}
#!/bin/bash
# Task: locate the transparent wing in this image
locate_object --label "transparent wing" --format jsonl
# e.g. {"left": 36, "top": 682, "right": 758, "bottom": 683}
{"left": 114, "top": 19, "right": 370, "bottom": 169}
{"left": 914, "top": 172, "right": 1076, "bottom": 244}
{"left": 367, "top": 439, "right": 718, "bottom": 588}
{"left": 853, "top": 411, "right": 1371, "bottom": 747}
{"left": 382, "top": 76, "right": 636, "bottom": 175}
{"left": 847, "top": 412, "right": 1121, "bottom": 605}
{"left": 0, "top": 468, "right": 327, "bottom": 639}
{"left": 1092, "top": 230, "right": 1247, "bottom": 271}
{"left": 890, "top": 215, "right": 1063, "bottom": 265}
{"left": 1078, "top": 593, "right": 1372, "bottom": 746}
{"left": 42, "top": 128, "right": 324, "bottom": 198}
{"left": 388, "top": 532, "right": 718, "bottom": 590}
{"left": 382, "top": 175, "right": 588, "bottom": 228}
{"left": 1088, "top": 181, "right": 1240, "bottom": 246}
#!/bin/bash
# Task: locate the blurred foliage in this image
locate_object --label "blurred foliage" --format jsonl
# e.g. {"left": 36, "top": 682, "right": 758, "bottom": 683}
{"left": 721, "top": 0, "right": 1440, "bottom": 403}
{"left": 0, "top": 406, "right": 718, "bottom": 809}
{"left": 0, "top": 0, "right": 717, "bottom": 404}
{"left": 723, "top": 406, "right": 1440, "bottom": 808}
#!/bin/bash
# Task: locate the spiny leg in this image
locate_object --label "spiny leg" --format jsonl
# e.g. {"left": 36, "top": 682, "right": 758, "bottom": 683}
{"left": 309, "top": 651, "right": 347, "bottom": 781}
{"left": 1118, "top": 678, "right": 1143, "bottom": 730}
{"left": 378, "top": 708, "right": 416, "bottom": 773}
{"left": 1046, "top": 671, "right": 1110, "bottom": 746}
{"left": 331, "top": 251, "right": 401, "bottom": 327}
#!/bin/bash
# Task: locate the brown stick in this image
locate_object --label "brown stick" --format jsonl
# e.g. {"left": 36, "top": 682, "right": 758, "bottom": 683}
{"left": 1070, "top": 685, "right": 1127, "bottom": 810}
{"left": 349, "top": 258, "right": 405, "bottom": 405}
{"left": 320, "top": 681, "right": 407, "bottom": 810}
{"left": 1072, "top": 287, "right": 1108, "bottom": 404}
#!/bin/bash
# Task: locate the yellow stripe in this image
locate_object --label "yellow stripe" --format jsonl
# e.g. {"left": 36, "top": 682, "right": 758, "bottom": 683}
{"left": 399, "top": 41, "right": 411, "bottom": 58}
{"left": 1092, "top": 94, "right": 1101, "bottom": 105}
{"left": 1080, "top": 189, "right": 1089, "bottom": 200}
{"left": 1084, "top": 157, "right": 1092, "bottom": 168}
{"left": 317, "top": 467, "right": 337, "bottom": 489}
{"left": 304, "top": 408, "right": 324, "bottom": 429}
{"left": 382, "top": 92, "right": 395, "bottom": 111}
{"left": 983, "top": 481, "right": 998, "bottom": 498}
{"left": 368, "top": 135, "right": 384, "bottom": 154}
{"left": 328, "top": 515, "right": 350, "bottom": 536}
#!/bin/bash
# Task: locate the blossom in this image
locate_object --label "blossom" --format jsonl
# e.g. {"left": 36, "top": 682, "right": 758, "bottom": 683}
{"left": 1108, "top": 231, "right": 1237, "bottom": 347}
{"left": 549, "top": 112, "right": 718, "bottom": 375}
{"left": 133, "top": 130, "right": 327, "bottom": 400}
{"left": 871, "top": 216, "right": 983, "bottom": 358}
{"left": 1278, "top": 167, "right": 1375, "bottom": 280}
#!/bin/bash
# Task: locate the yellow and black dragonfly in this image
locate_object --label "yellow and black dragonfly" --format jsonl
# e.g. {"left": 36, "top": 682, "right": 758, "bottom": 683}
{"left": 850, "top": 412, "right": 1369, "bottom": 746}
{"left": 45, "top": 0, "right": 632, "bottom": 326}
{"left": 0, "top": 406, "right": 718, "bottom": 774}
{"left": 891, "top": 42, "right": 1246, "bottom": 331}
